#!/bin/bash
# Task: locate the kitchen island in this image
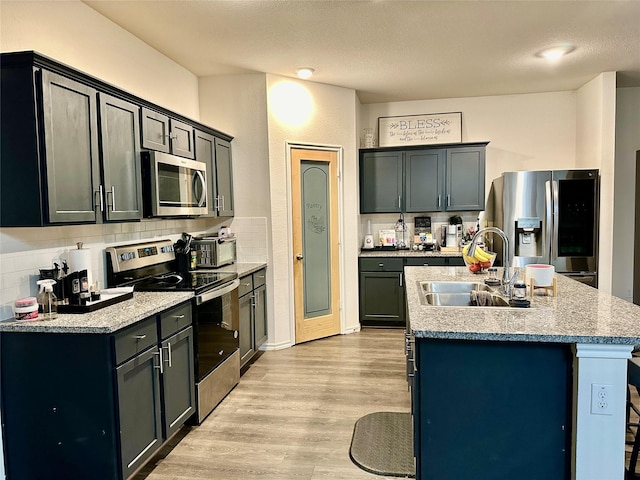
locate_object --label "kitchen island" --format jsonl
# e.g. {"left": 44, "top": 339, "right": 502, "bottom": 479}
{"left": 404, "top": 266, "right": 640, "bottom": 480}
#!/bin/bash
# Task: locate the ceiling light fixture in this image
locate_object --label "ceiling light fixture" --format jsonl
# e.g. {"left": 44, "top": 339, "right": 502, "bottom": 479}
{"left": 296, "top": 67, "right": 315, "bottom": 79}
{"left": 537, "top": 45, "right": 575, "bottom": 60}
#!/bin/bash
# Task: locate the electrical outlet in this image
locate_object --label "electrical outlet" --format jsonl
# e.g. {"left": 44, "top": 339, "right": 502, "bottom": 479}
{"left": 591, "top": 384, "right": 613, "bottom": 415}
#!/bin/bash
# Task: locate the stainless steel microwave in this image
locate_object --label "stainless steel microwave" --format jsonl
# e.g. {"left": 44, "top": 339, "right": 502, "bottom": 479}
{"left": 142, "top": 151, "right": 208, "bottom": 217}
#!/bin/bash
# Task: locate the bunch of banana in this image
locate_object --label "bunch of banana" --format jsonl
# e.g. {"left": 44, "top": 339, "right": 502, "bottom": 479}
{"left": 462, "top": 244, "right": 493, "bottom": 264}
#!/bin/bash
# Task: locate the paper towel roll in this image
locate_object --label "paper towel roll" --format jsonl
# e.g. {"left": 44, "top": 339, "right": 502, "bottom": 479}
{"left": 525, "top": 264, "right": 555, "bottom": 287}
{"left": 69, "top": 245, "right": 92, "bottom": 288}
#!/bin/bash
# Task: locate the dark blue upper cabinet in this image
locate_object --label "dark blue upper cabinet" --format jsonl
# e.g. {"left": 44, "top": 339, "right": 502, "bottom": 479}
{"left": 359, "top": 142, "right": 488, "bottom": 214}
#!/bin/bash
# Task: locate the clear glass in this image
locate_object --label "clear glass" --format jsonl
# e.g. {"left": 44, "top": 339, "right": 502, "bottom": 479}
{"left": 487, "top": 268, "right": 498, "bottom": 281}
{"left": 362, "top": 128, "right": 375, "bottom": 148}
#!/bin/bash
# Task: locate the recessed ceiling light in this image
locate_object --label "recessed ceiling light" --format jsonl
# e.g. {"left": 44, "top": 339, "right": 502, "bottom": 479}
{"left": 296, "top": 67, "right": 315, "bottom": 79}
{"left": 537, "top": 45, "right": 575, "bottom": 60}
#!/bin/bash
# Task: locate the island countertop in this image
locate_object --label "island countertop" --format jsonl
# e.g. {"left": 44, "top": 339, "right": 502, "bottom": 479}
{"left": 405, "top": 266, "right": 640, "bottom": 345}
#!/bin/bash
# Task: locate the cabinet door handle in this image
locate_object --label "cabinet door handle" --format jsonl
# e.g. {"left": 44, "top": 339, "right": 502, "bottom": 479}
{"left": 154, "top": 348, "right": 164, "bottom": 374}
{"left": 398, "top": 195, "right": 401, "bottom": 209}
{"left": 133, "top": 334, "right": 146, "bottom": 340}
{"left": 107, "top": 186, "right": 116, "bottom": 212}
{"left": 447, "top": 194, "right": 451, "bottom": 207}
{"left": 242, "top": 282, "right": 252, "bottom": 287}
{"left": 437, "top": 195, "right": 441, "bottom": 208}
{"left": 379, "top": 263, "right": 384, "bottom": 268}
{"left": 400, "top": 275, "right": 403, "bottom": 287}
{"left": 163, "top": 342, "right": 172, "bottom": 368}
{"left": 252, "top": 292, "right": 259, "bottom": 307}
{"left": 220, "top": 195, "right": 225, "bottom": 212}
{"left": 172, "top": 314, "right": 185, "bottom": 319}
{"left": 95, "top": 186, "right": 104, "bottom": 212}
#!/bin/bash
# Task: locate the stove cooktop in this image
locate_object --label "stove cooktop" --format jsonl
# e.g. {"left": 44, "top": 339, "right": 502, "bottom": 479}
{"left": 133, "top": 270, "right": 238, "bottom": 295}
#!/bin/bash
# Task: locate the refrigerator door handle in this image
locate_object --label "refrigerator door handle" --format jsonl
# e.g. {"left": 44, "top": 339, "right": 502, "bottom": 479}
{"left": 545, "top": 180, "right": 553, "bottom": 261}
{"left": 551, "top": 180, "right": 559, "bottom": 260}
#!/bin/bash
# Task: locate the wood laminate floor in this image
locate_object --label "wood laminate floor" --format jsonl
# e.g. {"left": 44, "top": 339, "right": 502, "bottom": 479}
{"left": 135, "top": 328, "right": 410, "bottom": 480}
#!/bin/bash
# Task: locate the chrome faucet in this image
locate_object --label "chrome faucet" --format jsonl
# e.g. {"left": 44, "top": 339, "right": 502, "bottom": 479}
{"left": 468, "top": 226, "right": 517, "bottom": 295}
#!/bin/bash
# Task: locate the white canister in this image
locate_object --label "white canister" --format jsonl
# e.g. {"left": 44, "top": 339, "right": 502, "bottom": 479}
{"left": 14, "top": 297, "right": 38, "bottom": 321}
{"left": 525, "top": 264, "right": 555, "bottom": 287}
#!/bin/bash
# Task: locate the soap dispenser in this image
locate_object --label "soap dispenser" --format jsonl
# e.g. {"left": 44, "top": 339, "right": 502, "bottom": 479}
{"left": 36, "top": 279, "right": 58, "bottom": 320}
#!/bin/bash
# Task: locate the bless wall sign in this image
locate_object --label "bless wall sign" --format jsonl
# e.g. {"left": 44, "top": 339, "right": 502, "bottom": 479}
{"left": 377, "top": 112, "right": 462, "bottom": 147}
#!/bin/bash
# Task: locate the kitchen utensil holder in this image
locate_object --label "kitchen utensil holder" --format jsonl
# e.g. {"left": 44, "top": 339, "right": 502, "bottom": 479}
{"left": 528, "top": 277, "right": 557, "bottom": 297}
{"left": 176, "top": 252, "right": 190, "bottom": 273}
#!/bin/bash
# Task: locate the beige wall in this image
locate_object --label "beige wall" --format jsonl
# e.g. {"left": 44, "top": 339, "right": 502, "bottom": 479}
{"left": 265, "top": 75, "right": 360, "bottom": 347}
{"left": 199, "top": 74, "right": 360, "bottom": 349}
{"left": 361, "top": 91, "right": 578, "bottom": 200}
{"left": 0, "top": 0, "right": 200, "bottom": 119}
{"left": 0, "top": 0, "right": 214, "bottom": 315}
{"left": 613, "top": 87, "right": 640, "bottom": 301}
{"left": 199, "top": 74, "right": 271, "bottom": 217}
{"left": 576, "top": 72, "right": 617, "bottom": 294}
{"left": 198, "top": 73, "right": 275, "bottom": 346}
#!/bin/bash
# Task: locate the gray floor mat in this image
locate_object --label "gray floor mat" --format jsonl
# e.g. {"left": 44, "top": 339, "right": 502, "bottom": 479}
{"left": 349, "top": 411, "right": 416, "bottom": 478}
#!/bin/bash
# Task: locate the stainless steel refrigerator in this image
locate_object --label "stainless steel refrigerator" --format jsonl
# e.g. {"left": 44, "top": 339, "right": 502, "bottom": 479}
{"left": 488, "top": 169, "right": 600, "bottom": 287}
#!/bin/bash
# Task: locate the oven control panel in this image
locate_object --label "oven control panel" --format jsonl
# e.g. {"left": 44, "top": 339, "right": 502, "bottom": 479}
{"left": 106, "top": 239, "right": 176, "bottom": 273}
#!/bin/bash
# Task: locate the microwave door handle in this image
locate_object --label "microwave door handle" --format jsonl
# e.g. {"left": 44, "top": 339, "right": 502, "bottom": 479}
{"left": 194, "top": 170, "right": 207, "bottom": 207}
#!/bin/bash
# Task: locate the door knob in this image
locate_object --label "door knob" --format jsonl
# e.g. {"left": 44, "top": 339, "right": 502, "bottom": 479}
{"left": 296, "top": 253, "right": 304, "bottom": 260}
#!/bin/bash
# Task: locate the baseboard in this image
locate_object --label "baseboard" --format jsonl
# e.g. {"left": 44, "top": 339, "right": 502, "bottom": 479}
{"left": 260, "top": 340, "right": 294, "bottom": 351}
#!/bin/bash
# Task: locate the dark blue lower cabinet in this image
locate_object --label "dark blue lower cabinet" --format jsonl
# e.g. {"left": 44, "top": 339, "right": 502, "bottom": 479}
{"left": 161, "top": 327, "right": 196, "bottom": 439}
{"left": 0, "top": 333, "right": 120, "bottom": 479}
{"left": 0, "top": 302, "right": 195, "bottom": 480}
{"left": 117, "top": 347, "right": 163, "bottom": 479}
{"left": 413, "top": 338, "right": 572, "bottom": 480}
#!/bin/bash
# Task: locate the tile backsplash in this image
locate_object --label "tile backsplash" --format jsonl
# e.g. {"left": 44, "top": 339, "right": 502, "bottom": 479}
{"left": 0, "top": 217, "right": 268, "bottom": 320}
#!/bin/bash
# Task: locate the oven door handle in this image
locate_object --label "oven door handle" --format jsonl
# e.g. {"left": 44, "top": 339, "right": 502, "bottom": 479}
{"left": 196, "top": 279, "right": 240, "bottom": 305}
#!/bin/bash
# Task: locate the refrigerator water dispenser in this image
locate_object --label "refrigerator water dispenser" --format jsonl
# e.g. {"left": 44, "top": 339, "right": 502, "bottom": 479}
{"left": 515, "top": 217, "right": 541, "bottom": 258}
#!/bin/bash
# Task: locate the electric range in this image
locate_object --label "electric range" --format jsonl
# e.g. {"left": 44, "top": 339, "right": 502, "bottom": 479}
{"left": 105, "top": 239, "right": 241, "bottom": 423}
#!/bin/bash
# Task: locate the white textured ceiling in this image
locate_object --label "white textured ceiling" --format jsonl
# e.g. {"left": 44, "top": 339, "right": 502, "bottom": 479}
{"left": 83, "top": 0, "right": 640, "bottom": 104}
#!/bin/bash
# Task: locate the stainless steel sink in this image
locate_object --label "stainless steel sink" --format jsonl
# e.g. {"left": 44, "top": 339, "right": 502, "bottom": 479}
{"left": 422, "top": 292, "right": 511, "bottom": 307}
{"left": 421, "top": 281, "right": 496, "bottom": 294}
{"left": 418, "top": 281, "right": 512, "bottom": 307}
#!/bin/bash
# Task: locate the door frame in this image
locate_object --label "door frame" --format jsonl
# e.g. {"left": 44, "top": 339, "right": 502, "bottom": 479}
{"left": 285, "top": 142, "right": 345, "bottom": 345}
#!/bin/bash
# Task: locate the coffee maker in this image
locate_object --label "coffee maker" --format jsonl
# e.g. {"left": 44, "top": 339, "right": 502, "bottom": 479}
{"left": 413, "top": 216, "right": 436, "bottom": 250}
{"left": 445, "top": 224, "right": 463, "bottom": 248}
{"left": 38, "top": 261, "right": 68, "bottom": 304}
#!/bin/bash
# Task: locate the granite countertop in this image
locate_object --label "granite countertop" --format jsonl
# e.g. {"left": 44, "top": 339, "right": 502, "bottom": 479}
{"left": 0, "top": 291, "right": 194, "bottom": 334}
{"left": 405, "top": 266, "right": 640, "bottom": 345}
{"left": 0, "top": 262, "right": 268, "bottom": 335}
{"left": 360, "top": 249, "right": 463, "bottom": 258}
{"left": 215, "top": 262, "right": 267, "bottom": 277}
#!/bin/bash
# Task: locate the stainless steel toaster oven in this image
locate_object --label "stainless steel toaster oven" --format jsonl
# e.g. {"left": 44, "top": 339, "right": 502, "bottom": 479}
{"left": 193, "top": 236, "right": 236, "bottom": 268}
